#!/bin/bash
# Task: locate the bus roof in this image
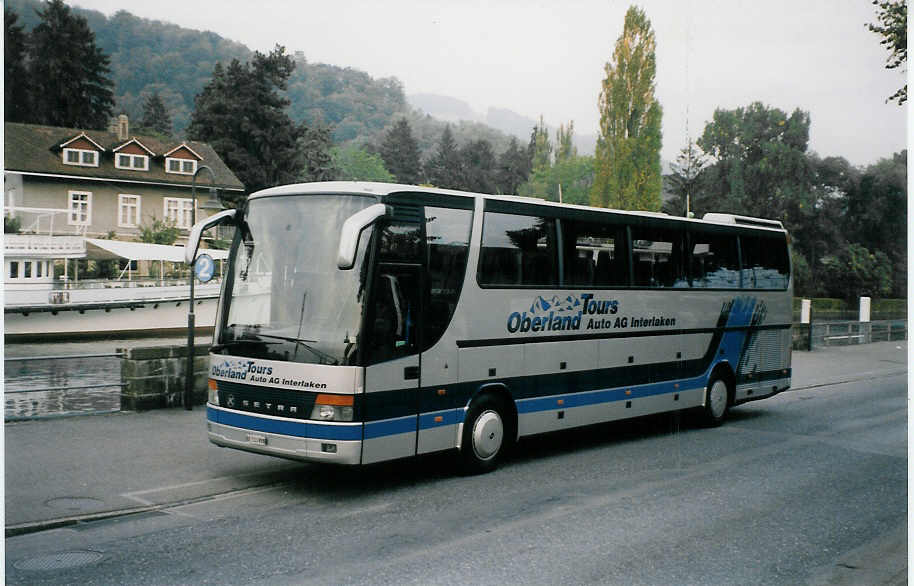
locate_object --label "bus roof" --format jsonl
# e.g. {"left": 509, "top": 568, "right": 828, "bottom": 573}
{"left": 248, "top": 182, "right": 785, "bottom": 232}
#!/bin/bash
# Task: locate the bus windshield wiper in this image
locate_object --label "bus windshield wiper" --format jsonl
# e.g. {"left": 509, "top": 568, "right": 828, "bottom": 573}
{"left": 210, "top": 337, "right": 281, "bottom": 353}
{"left": 254, "top": 333, "right": 339, "bottom": 365}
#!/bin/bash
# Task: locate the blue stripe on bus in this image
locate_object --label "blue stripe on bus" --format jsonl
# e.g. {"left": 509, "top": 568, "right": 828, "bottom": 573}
{"left": 418, "top": 409, "right": 460, "bottom": 429}
{"left": 364, "top": 416, "right": 416, "bottom": 439}
{"left": 516, "top": 376, "right": 707, "bottom": 414}
{"left": 208, "top": 406, "right": 362, "bottom": 441}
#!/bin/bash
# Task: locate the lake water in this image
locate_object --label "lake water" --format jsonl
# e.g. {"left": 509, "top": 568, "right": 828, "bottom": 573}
{"left": 4, "top": 336, "right": 211, "bottom": 420}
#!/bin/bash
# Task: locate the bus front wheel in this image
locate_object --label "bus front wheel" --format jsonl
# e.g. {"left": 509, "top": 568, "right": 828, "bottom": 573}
{"left": 461, "top": 394, "right": 512, "bottom": 474}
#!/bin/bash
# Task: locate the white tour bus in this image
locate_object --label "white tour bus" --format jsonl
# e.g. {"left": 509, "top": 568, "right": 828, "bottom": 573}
{"left": 188, "top": 182, "right": 792, "bottom": 473}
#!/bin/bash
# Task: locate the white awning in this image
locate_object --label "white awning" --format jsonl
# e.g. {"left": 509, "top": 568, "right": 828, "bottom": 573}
{"left": 84, "top": 238, "right": 229, "bottom": 262}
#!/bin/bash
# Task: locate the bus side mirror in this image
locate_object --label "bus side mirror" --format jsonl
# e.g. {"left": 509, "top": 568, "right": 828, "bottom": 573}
{"left": 185, "top": 209, "right": 237, "bottom": 265}
{"left": 338, "top": 204, "right": 389, "bottom": 269}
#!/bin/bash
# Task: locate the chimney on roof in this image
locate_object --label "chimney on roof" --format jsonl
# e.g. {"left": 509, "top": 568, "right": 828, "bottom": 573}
{"left": 117, "top": 115, "right": 129, "bottom": 141}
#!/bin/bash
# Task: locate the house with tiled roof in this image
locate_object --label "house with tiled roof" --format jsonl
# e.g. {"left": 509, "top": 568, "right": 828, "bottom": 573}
{"left": 4, "top": 116, "right": 244, "bottom": 240}
{"left": 3, "top": 117, "right": 245, "bottom": 294}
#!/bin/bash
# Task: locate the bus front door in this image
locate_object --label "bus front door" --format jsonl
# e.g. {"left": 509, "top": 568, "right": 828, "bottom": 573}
{"left": 361, "top": 264, "right": 422, "bottom": 464}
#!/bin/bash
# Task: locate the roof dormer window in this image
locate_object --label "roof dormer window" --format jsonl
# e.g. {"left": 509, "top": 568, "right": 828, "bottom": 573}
{"left": 116, "top": 153, "right": 149, "bottom": 170}
{"left": 166, "top": 157, "right": 197, "bottom": 175}
{"left": 63, "top": 148, "right": 99, "bottom": 167}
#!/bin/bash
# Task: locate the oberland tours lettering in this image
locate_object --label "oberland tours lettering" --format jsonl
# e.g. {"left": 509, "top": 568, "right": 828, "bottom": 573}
{"left": 506, "top": 293, "right": 676, "bottom": 334}
{"left": 210, "top": 360, "right": 327, "bottom": 389}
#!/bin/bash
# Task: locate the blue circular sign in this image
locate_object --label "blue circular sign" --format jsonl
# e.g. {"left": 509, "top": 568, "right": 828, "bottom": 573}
{"left": 194, "top": 254, "right": 215, "bottom": 283}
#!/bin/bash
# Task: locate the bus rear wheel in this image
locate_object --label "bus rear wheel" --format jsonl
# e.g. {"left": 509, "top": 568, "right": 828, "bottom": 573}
{"left": 461, "top": 394, "right": 511, "bottom": 474}
{"left": 701, "top": 374, "right": 731, "bottom": 427}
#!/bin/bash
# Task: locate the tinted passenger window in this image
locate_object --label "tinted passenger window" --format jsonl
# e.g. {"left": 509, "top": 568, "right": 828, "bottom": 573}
{"left": 630, "top": 225, "right": 685, "bottom": 288}
{"left": 740, "top": 233, "right": 789, "bottom": 289}
{"left": 690, "top": 231, "right": 740, "bottom": 288}
{"left": 560, "top": 220, "right": 628, "bottom": 287}
{"left": 424, "top": 207, "right": 472, "bottom": 349}
{"left": 377, "top": 220, "right": 422, "bottom": 263}
{"left": 479, "top": 212, "right": 557, "bottom": 286}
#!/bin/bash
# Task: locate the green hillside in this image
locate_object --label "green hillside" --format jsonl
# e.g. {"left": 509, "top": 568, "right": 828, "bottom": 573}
{"left": 7, "top": 0, "right": 514, "bottom": 155}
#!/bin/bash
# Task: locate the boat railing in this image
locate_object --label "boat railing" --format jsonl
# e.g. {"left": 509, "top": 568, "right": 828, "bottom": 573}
{"left": 55, "top": 277, "right": 220, "bottom": 290}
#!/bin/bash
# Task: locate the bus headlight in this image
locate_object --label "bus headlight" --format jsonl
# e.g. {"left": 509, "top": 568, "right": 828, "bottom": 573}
{"left": 311, "top": 394, "right": 354, "bottom": 421}
{"left": 208, "top": 379, "right": 219, "bottom": 405}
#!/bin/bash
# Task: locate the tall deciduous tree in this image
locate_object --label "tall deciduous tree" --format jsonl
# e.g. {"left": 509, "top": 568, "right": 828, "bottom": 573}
{"left": 425, "top": 124, "right": 463, "bottom": 189}
{"left": 591, "top": 6, "right": 663, "bottom": 211}
{"left": 379, "top": 118, "right": 421, "bottom": 184}
{"left": 867, "top": 0, "right": 907, "bottom": 104}
{"left": 846, "top": 150, "right": 907, "bottom": 297}
{"left": 529, "top": 115, "right": 552, "bottom": 172}
{"left": 188, "top": 46, "right": 311, "bottom": 202}
{"left": 697, "top": 102, "right": 813, "bottom": 225}
{"left": 5, "top": 8, "right": 31, "bottom": 124}
{"left": 140, "top": 91, "right": 173, "bottom": 136}
{"left": 332, "top": 145, "right": 394, "bottom": 182}
{"left": 28, "top": 0, "right": 114, "bottom": 129}
{"left": 555, "top": 121, "right": 577, "bottom": 164}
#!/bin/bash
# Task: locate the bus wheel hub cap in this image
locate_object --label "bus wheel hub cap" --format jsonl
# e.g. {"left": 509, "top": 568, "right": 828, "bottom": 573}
{"left": 472, "top": 410, "right": 503, "bottom": 460}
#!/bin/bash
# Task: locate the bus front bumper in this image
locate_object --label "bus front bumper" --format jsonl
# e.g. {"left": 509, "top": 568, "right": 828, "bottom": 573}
{"left": 206, "top": 405, "right": 362, "bottom": 464}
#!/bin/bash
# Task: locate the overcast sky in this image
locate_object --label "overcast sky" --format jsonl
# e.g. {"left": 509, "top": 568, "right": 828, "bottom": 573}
{"left": 73, "top": 0, "right": 906, "bottom": 166}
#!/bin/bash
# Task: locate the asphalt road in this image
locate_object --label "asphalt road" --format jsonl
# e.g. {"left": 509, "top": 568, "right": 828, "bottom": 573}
{"left": 5, "top": 346, "right": 907, "bottom": 585}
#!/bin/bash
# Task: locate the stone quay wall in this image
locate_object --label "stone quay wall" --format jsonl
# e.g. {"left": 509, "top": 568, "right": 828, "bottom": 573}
{"left": 119, "top": 344, "right": 210, "bottom": 410}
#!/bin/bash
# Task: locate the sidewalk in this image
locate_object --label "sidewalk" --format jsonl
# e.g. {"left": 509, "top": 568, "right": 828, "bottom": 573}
{"left": 4, "top": 341, "right": 908, "bottom": 534}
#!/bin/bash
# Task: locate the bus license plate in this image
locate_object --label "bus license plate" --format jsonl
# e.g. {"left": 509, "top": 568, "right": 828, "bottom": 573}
{"left": 246, "top": 432, "right": 267, "bottom": 446}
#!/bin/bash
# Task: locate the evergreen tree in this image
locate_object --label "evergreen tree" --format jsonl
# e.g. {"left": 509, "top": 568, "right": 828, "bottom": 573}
{"left": 662, "top": 139, "right": 707, "bottom": 217}
{"left": 424, "top": 124, "right": 463, "bottom": 189}
{"left": 4, "top": 8, "right": 31, "bottom": 123}
{"left": 188, "top": 46, "right": 311, "bottom": 202}
{"left": 591, "top": 6, "right": 663, "bottom": 211}
{"left": 299, "top": 124, "right": 336, "bottom": 182}
{"left": 459, "top": 139, "right": 496, "bottom": 193}
{"left": 139, "top": 91, "right": 173, "bottom": 136}
{"left": 379, "top": 118, "right": 421, "bottom": 184}
{"left": 495, "top": 136, "right": 532, "bottom": 194}
{"left": 28, "top": 0, "right": 114, "bottom": 129}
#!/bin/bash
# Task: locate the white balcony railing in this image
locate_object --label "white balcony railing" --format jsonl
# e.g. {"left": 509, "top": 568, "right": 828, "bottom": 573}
{"left": 4, "top": 234, "right": 86, "bottom": 258}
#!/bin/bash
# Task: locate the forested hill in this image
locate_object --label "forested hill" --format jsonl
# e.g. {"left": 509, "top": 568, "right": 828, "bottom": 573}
{"left": 7, "top": 0, "right": 516, "bottom": 154}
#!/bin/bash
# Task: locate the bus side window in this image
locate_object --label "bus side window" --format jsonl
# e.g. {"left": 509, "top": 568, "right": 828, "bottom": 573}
{"left": 479, "top": 212, "right": 557, "bottom": 287}
{"left": 739, "top": 234, "right": 789, "bottom": 289}
{"left": 560, "top": 219, "right": 628, "bottom": 287}
{"left": 690, "top": 230, "right": 740, "bottom": 289}
{"left": 630, "top": 225, "right": 685, "bottom": 288}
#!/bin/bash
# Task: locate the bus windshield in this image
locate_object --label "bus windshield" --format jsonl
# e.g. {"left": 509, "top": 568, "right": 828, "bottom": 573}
{"left": 217, "top": 194, "right": 374, "bottom": 365}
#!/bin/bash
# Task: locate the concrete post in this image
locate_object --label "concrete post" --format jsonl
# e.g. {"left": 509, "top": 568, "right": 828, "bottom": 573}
{"left": 859, "top": 297, "right": 871, "bottom": 344}
{"left": 801, "top": 299, "right": 811, "bottom": 324}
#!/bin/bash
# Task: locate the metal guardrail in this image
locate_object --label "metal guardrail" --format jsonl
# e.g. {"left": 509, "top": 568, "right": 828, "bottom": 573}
{"left": 794, "top": 319, "right": 908, "bottom": 350}
{"left": 5, "top": 352, "right": 125, "bottom": 420}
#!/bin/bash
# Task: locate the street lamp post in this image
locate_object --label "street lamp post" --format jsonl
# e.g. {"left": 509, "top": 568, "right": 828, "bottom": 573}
{"left": 185, "top": 165, "right": 223, "bottom": 410}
